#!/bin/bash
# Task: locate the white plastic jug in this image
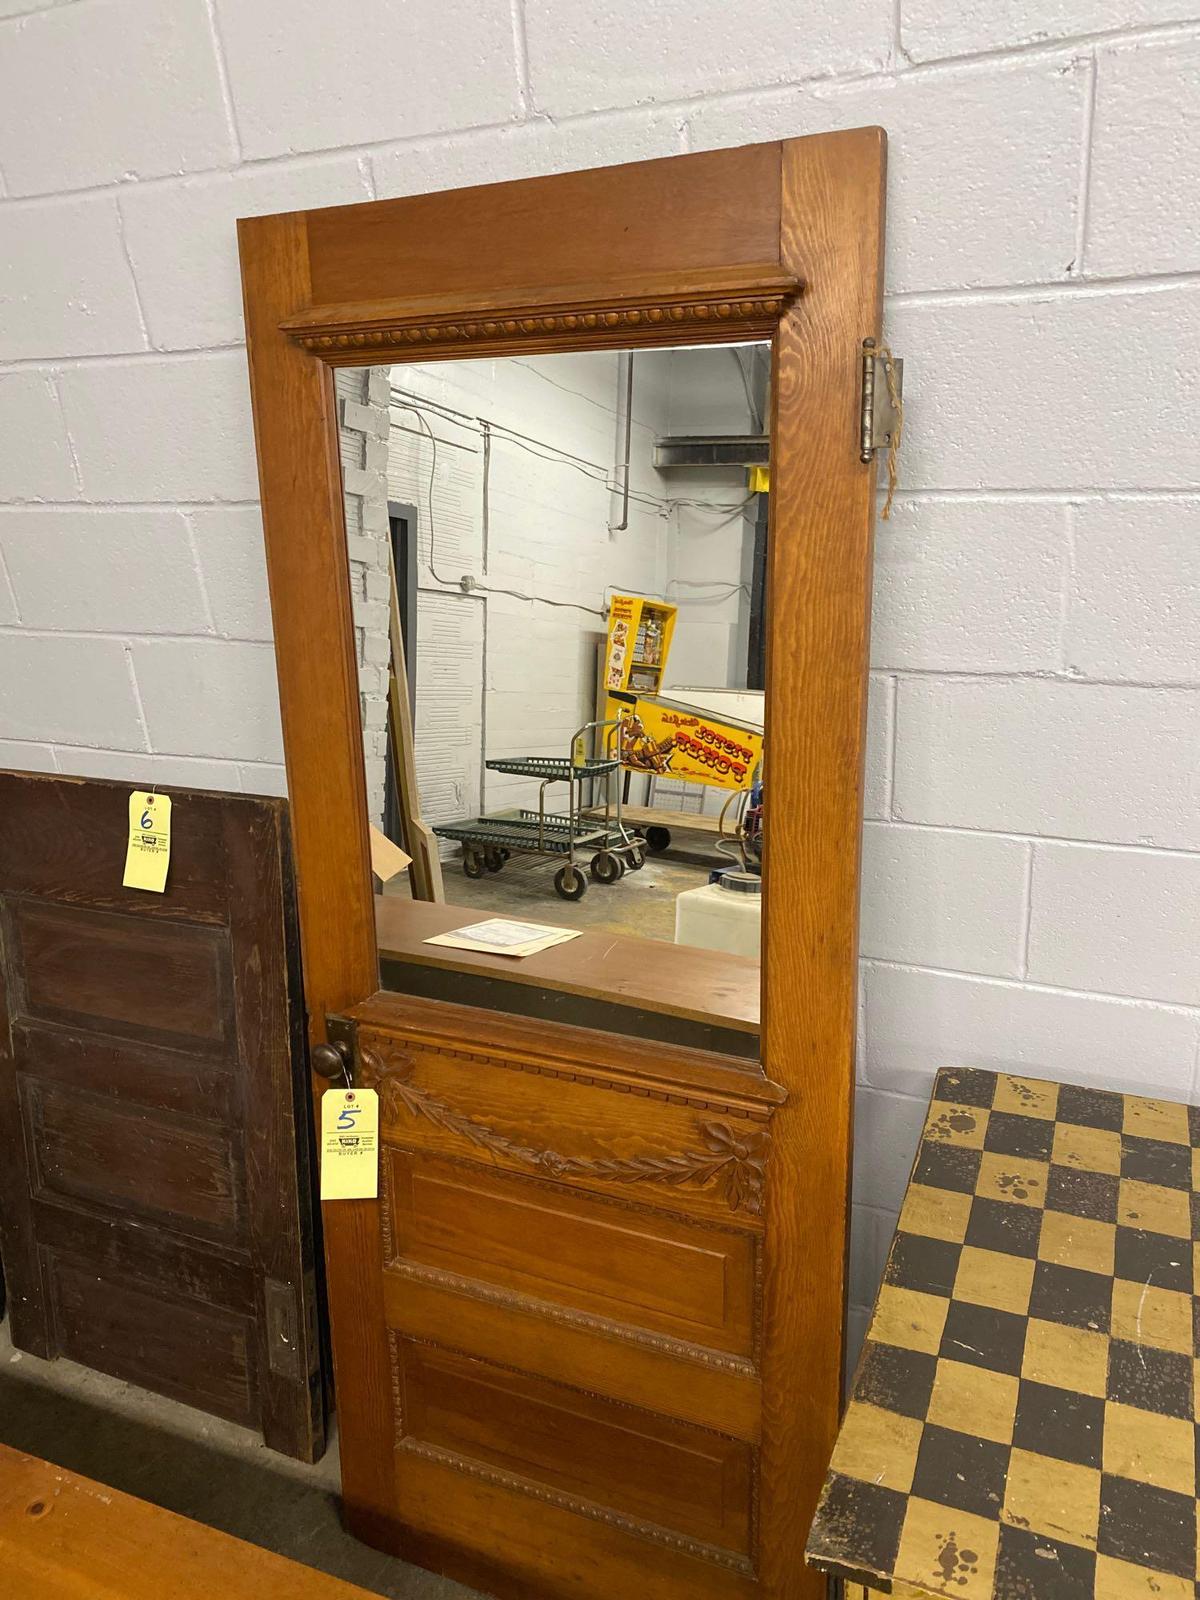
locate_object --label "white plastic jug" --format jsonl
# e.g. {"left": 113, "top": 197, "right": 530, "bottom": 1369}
{"left": 674, "top": 873, "right": 762, "bottom": 958}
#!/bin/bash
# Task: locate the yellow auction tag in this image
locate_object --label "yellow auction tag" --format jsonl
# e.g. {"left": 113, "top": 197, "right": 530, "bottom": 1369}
{"left": 320, "top": 1088, "right": 379, "bottom": 1201}
{"left": 122, "top": 790, "right": 171, "bottom": 893}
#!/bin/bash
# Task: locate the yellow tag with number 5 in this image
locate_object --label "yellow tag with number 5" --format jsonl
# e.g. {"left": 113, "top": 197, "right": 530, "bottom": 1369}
{"left": 320, "top": 1088, "right": 379, "bottom": 1201}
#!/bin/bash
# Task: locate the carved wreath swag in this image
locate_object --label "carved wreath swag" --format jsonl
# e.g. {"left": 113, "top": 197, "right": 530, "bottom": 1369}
{"left": 360, "top": 1046, "right": 768, "bottom": 1217}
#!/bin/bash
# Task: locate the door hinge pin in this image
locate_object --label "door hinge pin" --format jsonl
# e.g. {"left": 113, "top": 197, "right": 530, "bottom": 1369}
{"left": 860, "top": 338, "right": 904, "bottom": 465}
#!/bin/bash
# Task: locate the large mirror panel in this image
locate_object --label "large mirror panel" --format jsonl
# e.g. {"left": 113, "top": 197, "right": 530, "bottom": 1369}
{"left": 336, "top": 343, "right": 770, "bottom": 1056}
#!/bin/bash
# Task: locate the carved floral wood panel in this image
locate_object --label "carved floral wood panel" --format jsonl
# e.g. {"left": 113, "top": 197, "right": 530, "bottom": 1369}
{"left": 361, "top": 1046, "right": 769, "bottom": 1216}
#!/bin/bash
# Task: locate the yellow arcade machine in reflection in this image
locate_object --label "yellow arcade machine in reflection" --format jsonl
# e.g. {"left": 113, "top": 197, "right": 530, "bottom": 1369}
{"left": 603, "top": 594, "right": 764, "bottom": 794}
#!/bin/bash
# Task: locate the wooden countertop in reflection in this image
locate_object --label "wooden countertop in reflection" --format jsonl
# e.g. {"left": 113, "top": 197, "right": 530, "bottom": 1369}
{"left": 373, "top": 896, "right": 760, "bottom": 1035}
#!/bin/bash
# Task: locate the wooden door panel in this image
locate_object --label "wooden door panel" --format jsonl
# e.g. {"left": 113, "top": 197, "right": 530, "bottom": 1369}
{"left": 46, "top": 1254, "right": 256, "bottom": 1426}
{"left": 385, "top": 1151, "right": 757, "bottom": 1355}
{"left": 12, "top": 1021, "right": 237, "bottom": 1121}
{"left": 0, "top": 774, "right": 228, "bottom": 922}
{"left": 8, "top": 899, "right": 233, "bottom": 1053}
{"left": 395, "top": 1342, "right": 753, "bottom": 1558}
{"left": 24, "top": 1080, "right": 240, "bottom": 1242}
{"left": 363, "top": 1033, "right": 769, "bottom": 1231}
{"left": 347, "top": 998, "right": 778, "bottom": 1590}
{"left": 345, "top": 991, "right": 779, "bottom": 1593}
{"left": 381, "top": 1265, "right": 761, "bottom": 1442}
{"left": 33, "top": 1201, "right": 256, "bottom": 1314}
{"left": 304, "top": 145, "right": 782, "bottom": 307}
{"left": 0, "top": 772, "right": 324, "bottom": 1461}
{"left": 394, "top": 1446, "right": 757, "bottom": 1600}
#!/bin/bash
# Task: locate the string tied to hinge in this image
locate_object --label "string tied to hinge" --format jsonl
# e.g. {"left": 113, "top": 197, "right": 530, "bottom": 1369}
{"left": 860, "top": 339, "right": 904, "bottom": 520}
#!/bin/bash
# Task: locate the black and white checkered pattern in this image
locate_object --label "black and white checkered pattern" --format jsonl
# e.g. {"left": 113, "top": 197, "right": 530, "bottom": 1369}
{"left": 807, "top": 1067, "right": 1199, "bottom": 1600}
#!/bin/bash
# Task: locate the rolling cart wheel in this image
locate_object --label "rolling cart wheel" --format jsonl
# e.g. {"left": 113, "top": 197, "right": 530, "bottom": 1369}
{"left": 554, "top": 865, "right": 587, "bottom": 901}
{"left": 462, "top": 850, "right": 485, "bottom": 879}
{"left": 645, "top": 826, "right": 671, "bottom": 854}
{"left": 590, "top": 851, "right": 624, "bottom": 885}
{"left": 625, "top": 845, "right": 645, "bottom": 871}
{"left": 484, "top": 847, "right": 504, "bottom": 872}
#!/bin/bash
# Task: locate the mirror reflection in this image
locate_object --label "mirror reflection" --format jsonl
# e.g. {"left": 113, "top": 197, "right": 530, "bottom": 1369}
{"left": 336, "top": 342, "right": 769, "bottom": 1054}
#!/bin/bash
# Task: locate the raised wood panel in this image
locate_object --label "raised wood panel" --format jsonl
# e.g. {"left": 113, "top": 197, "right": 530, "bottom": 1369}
{"left": 305, "top": 147, "right": 783, "bottom": 308}
{"left": 9, "top": 899, "right": 232, "bottom": 1054}
{"left": 381, "top": 1267, "right": 760, "bottom": 1443}
{"left": 33, "top": 1201, "right": 255, "bottom": 1315}
{"left": 11, "top": 1020, "right": 237, "bottom": 1121}
{"left": 25, "top": 1080, "right": 240, "bottom": 1243}
{"left": 385, "top": 1151, "right": 756, "bottom": 1357}
{"left": 0, "top": 775, "right": 227, "bottom": 923}
{"left": 364, "top": 1034, "right": 770, "bottom": 1230}
{"left": 46, "top": 1255, "right": 256, "bottom": 1427}
{"left": 394, "top": 1342, "right": 753, "bottom": 1561}
{"left": 392, "top": 1442, "right": 758, "bottom": 1600}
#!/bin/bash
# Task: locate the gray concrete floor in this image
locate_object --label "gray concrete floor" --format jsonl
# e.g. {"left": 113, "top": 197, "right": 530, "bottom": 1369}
{"left": 0, "top": 1319, "right": 480, "bottom": 1598}
{"left": 392, "top": 845, "right": 721, "bottom": 943}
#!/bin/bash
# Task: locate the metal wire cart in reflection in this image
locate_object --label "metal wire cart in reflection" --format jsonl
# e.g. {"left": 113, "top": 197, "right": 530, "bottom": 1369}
{"left": 431, "top": 718, "right": 645, "bottom": 901}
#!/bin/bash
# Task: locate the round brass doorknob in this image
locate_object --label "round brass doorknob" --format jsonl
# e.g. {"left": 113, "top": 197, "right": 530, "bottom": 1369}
{"left": 311, "top": 1040, "right": 351, "bottom": 1079}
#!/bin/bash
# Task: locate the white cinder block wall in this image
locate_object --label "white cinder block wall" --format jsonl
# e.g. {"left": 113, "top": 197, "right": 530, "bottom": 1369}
{"left": 382, "top": 349, "right": 754, "bottom": 838}
{"left": 385, "top": 351, "right": 667, "bottom": 835}
{"left": 1, "top": 0, "right": 1198, "bottom": 1358}
{"left": 336, "top": 366, "right": 392, "bottom": 825}
{"left": 661, "top": 345, "right": 764, "bottom": 693}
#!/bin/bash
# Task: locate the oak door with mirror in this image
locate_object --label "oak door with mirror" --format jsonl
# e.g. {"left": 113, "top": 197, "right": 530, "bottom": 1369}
{"left": 240, "top": 134, "right": 885, "bottom": 1600}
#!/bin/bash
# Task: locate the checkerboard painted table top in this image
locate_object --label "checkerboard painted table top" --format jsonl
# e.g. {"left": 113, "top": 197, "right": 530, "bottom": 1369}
{"left": 807, "top": 1067, "right": 1200, "bottom": 1600}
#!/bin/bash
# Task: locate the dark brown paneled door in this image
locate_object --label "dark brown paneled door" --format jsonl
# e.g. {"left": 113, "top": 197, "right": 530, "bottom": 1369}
{"left": 0, "top": 772, "right": 324, "bottom": 1462}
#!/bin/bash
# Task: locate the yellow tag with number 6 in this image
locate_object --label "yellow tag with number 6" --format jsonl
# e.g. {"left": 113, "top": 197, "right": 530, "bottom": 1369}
{"left": 122, "top": 790, "right": 171, "bottom": 893}
{"left": 320, "top": 1088, "right": 379, "bottom": 1201}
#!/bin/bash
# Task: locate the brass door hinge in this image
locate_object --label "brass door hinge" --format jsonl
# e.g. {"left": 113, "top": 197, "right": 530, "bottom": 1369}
{"left": 859, "top": 338, "right": 904, "bottom": 464}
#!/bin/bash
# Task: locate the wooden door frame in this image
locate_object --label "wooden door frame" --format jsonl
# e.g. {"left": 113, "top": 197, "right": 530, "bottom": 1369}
{"left": 239, "top": 130, "right": 885, "bottom": 1593}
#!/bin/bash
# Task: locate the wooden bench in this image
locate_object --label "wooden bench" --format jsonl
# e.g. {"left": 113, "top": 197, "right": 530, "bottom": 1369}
{"left": 0, "top": 1441, "right": 376, "bottom": 1600}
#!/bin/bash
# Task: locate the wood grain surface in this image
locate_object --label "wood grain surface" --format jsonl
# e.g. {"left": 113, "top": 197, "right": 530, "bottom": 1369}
{"left": 239, "top": 210, "right": 395, "bottom": 1530}
{"left": 303, "top": 147, "right": 784, "bottom": 305}
{"left": 758, "top": 128, "right": 887, "bottom": 1597}
{"left": 374, "top": 895, "right": 760, "bottom": 1032}
{"left": 0, "top": 771, "right": 324, "bottom": 1461}
{"left": 240, "top": 130, "right": 885, "bottom": 1597}
{"left": 0, "top": 1443, "right": 376, "bottom": 1600}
